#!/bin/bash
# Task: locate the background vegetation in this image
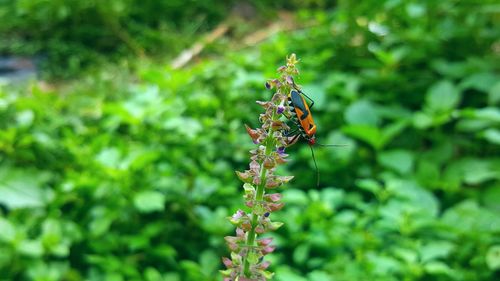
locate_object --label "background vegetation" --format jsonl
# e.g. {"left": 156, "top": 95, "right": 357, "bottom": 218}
{"left": 1, "top": 0, "right": 499, "bottom": 280}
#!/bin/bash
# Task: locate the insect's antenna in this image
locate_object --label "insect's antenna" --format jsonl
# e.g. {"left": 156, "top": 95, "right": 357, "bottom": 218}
{"left": 309, "top": 145, "right": 320, "bottom": 187}
{"left": 317, "top": 143, "right": 348, "bottom": 147}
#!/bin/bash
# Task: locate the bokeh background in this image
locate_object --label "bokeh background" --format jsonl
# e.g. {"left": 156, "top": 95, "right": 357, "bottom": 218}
{"left": 1, "top": 1, "right": 499, "bottom": 280}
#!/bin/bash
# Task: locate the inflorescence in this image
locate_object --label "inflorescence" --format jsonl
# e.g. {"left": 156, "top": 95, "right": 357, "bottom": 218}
{"left": 221, "top": 54, "right": 301, "bottom": 281}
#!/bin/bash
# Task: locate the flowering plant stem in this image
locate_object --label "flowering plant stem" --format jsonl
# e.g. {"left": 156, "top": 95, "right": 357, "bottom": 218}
{"left": 222, "top": 54, "right": 300, "bottom": 281}
{"left": 243, "top": 122, "right": 275, "bottom": 276}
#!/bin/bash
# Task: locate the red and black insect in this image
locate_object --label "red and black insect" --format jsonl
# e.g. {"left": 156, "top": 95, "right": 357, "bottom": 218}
{"left": 284, "top": 86, "right": 344, "bottom": 187}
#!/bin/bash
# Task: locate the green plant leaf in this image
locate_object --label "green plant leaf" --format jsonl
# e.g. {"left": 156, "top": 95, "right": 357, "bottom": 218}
{"left": 0, "top": 167, "right": 52, "bottom": 209}
{"left": 344, "top": 100, "right": 380, "bottom": 126}
{"left": 133, "top": 191, "right": 166, "bottom": 213}
{"left": 486, "top": 245, "right": 500, "bottom": 270}
{"left": 378, "top": 150, "right": 414, "bottom": 174}
{"left": 425, "top": 80, "right": 461, "bottom": 113}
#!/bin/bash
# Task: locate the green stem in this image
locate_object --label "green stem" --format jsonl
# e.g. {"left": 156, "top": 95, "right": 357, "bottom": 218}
{"left": 243, "top": 120, "right": 276, "bottom": 277}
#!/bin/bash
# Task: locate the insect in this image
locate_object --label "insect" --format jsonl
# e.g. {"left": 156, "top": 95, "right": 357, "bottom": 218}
{"left": 284, "top": 86, "right": 344, "bottom": 187}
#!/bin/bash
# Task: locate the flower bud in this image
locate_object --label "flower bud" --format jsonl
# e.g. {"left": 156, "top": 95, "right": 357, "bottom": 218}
{"left": 265, "top": 178, "right": 280, "bottom": 189}
{"left": 255, "top": 225, "right": 265, "bottom": 234}
{"left": 262, "top": 245, "right": 276, "bottom": 254}
{"left": 249, "top": 160, "right": 260, "bottom": 173}
{"left": 277, "top": 175, "right": 294, "bottom": 184}
{"left": 241, "top": 222, "right": 252, "bottom": 231}
{"left": 263, "top": 157, "right": 275, "bottom": 169}
{"left": 257, "top": 237, "right": 273, "bottom": 246}
{"left": 268, "top": 202, "right": 284, "bottom": 212}
{"left": 264, "top": 193, "right": 282, "bottom": 202}
{"left": 222, "top": 257, "right": 233, "bottom": 268}
{"left": 258, "top": 261, "right": 271, "bottom": 270}
{"left": 236, "top": 171, "right": 252, "bottom": 183}
{"left": 244, "top": 124, "right": 260, "bottom": 142}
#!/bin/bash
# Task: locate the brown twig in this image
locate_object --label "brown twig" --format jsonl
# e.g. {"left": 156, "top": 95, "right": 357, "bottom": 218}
{"left": 171, "top": 23, "right": 229, "bottom": 69}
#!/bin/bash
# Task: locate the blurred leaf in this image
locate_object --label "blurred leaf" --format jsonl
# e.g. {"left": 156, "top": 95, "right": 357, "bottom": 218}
{"left": 442, "top": 200, "right": 500, "bottom": 233}
{"left": 356, "top": 178, "right": 382, "bottom": 194}
{"left": 144, "top": 267, "right": 163, "bottom": 281}
{"left": 424, "top": 261, "right": 453, "bottom": 276}
{"left": 489, "top": 81, "right": 500, "bottom": 105}
{"left": 0, "top": 167, "right": 52, "bottom": 209}
{"left": 344, "top": 100, "right": 380, "bottom": 126}
{"left": 481, "top": 128, "right": 500, "bottom": 145}
{"left": 486, "top": 245, "right": 500, "bottom": 270}
{"left": 302, "top": 84, "right": 327, "bottom": 110}
{"left": 199, "top": 250, "right": 219, "bottom": 276}
{"left": 275, "top": 267, "right": 308, "bottom": 281}
{"left": 293, "top": 244, "right": 310, "bottom": 265}
{"left": 282, "top": 189, "right": 308, "bottom": 206}
{"left": 133, "top": 191, "right": 166, "bottom": 213}
{"left": 459, "top": 72, "right": 498, "bottom": 92}
{"left": 342, "top": 125, "right": 381, "bottom": 149}
{"left": 482, "top": 186, "right": 500, "bottom": 212}
{"left": 367, "top": 253, "right": 402, "bottom": 275}
{"left": 420, "top": 241, "right": 455, "bottom": 263}
{"left": 307, "top": 270, "right": 331, "bottom": 281}
{"left": 378, "top": 150, "right": 414, "bottom": 174}
{"left": 0, "top": 217, "right": 16, "bottom": 242}
{"left": 425, "top": 80, "right": 461, "bottom": 113}
{"left": 19, "top": 239, "right": 44, "bottom": 258}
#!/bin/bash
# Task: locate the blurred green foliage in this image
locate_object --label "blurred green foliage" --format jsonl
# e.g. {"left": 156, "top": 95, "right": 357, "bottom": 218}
{"left": 0, "top": 0, "right": 332, "bottom": 77}
{"left": 1, "top": 0, "right": 500, "bottom": 280}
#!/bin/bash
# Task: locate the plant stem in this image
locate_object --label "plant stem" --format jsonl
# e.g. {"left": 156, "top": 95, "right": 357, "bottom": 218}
{"left": 243, "top": 119, "right": 276, "bottom": 277}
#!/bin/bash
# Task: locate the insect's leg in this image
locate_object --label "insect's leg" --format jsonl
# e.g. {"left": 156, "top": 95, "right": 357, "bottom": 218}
{"left": 285, "top": 128, "right": 299, "bottom": 137}
{"left": 285, "top": 134, "right": 301, "bottom": 147}
{"left": 299, "top": 90, "right": 315, "bottom": 109}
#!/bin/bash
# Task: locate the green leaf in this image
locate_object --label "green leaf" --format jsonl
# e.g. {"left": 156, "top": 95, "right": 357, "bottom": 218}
{"left": 425, "top": 80, "right": 461, "bottom": 113}
{"left": 486, "top": 245, "right": 500, "bottom": 270}
{"left": 293, "top": 244, "right": 310, "bottom": 264}
{"left": 380, "top": 120, "right": 409, "bottom": 145}
{"left": 302, "top": 84, "right": 327, "bottom": 110}
{"left": 344, "top": 100, "right": 380, "bottom": 126}
{"left": 133, "top": 191, "right": 166, "bottom": 213}
{"left": 442, "top": 200, "right": 500, "bottom": 233}
{"left": 459, "top": 72, "right": 498, "bottom": 93}
{"left": 482, "top": 186, "right": 500, "bottom": 212}
{"left": 393, "top": 247, "right": 418, "bottom": 263}
{"left": 18, "top": 239, "right": 44, "bottom": 258}
{"left": 307, "top": 270, "right": 331, "bottom": 281}
{"left": 424, "top": 261, "right": 453, "bottom": 275}
{"left": 420, "top": 241, "right": 455, "bottom": 263}
{"left": 282, "top": 189, "right": 308, "bottom": 206}
{"left": 378, "top": 150, "right": 414, "bottom": 174}
{"left": 0, "top": 218, "right": 16, "bottom": 242}
{"left": 95, "top": 147, "right": 122, "bottom": 169}
{"left": 343, "top": 121, "right": 408, "bottom": 150}
{"left": 367, "top": 253, "right": 402, "bottom": 275}
{"left": 0, "top": 167, "right": 52, "bottom": 209}
{"left": 356, "top": 179, "right": 382, "bottom": 194}
{"left": 482, "top": 128, "right": 500, "bottom": 145}
{"left": 199, "top": 250, "right": 218, "bottom": 276}
{"left": 144, "top": 267, "right": 162, "bottom": 281}
{"left": 489, "top": 81, "right": 500, "bottom": 105}
{"left": 460, "top": 107, "right": 500, "bottom": 122}
{"left": 163, "top": 272, "right": 180, "bottom": 281}
{"left": 275, "top": 267, "right": 308, "bottom": 281}
{"left": 413, "top": 112, "right": 433, "bottom": 129}
{"left": 342, "top": 124, "right": 382, "bottom": 149}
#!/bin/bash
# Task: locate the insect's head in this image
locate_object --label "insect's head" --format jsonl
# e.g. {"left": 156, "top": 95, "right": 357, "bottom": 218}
{"left": 308, "top": 135, "right": 316, "bottom": 146}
